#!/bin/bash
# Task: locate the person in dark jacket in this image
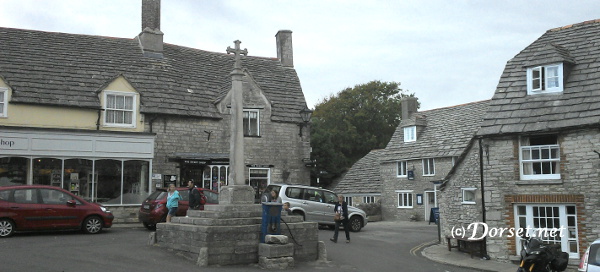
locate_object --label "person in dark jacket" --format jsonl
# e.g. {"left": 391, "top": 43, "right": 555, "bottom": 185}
{"left": 187, "top": 180, "right": 201, "bottom": 210}
{"left": 331, "top": 194, "right": 350, "bottom": 243}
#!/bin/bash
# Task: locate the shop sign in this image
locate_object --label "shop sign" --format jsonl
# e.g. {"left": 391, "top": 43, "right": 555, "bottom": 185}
{"left": 151, "top": 173, "right": 162, "bottom": 180}
{"left": 0, "top": 137, "right": 27, "bottom": 150}
{"left": 246, "top": 164, "right": 273, "bottom": 168}
{"left": 183, "top": 159, "right": 205, "bottom": 165}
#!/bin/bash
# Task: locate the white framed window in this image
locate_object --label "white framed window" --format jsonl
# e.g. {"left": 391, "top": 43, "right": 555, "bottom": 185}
{"left": 515, "top": 204, "right": 579, "bottom": 258}
{"left": 363, "top": 196, "right": 375, "bottom": 204}
{"left": 422, "top": 158, "right": 435, "bottom": 176}
{"left": 0, "top": 87, "right": 7, "bottom": 117}
{"left": 519, "top": 135, "right": 560, "bottom": 180}
{"left": 404, "top": 126, "right": 416, "bottom": 142}
{"left": 345, "top": 196, "right": 353, "bottom": 206}
{"left": 243, "top": 109, "right": 260, "bottom": 136}
{"left": 397, "top": 161, "right": 408, "bottom": 177}
{"left": 527, "top": 63, "right": 563, "bottom": 95}
{"left": 461, "top": 188, "right": 476, "bottom": 204}
{"left": 104, "top": 91, "right": 137, "bottom": 127}
{"left": 396, "top": 190, "right": 413, "bottom": 208}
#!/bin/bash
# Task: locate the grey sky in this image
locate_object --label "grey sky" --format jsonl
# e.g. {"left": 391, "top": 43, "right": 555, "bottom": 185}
{"left": 1, "top": 0, "right": 599, "bottom": 110}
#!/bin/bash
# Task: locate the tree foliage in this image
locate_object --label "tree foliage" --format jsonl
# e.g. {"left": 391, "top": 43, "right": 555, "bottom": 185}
{"left": 310, "top": 80, "right": 415, "bottom": 186}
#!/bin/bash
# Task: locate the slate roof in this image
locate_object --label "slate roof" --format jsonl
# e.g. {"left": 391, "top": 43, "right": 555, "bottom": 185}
{"left": 477, "top": 19, "right": 600, "bottom": 136}
{"left": 333, "top": 149, "right": 383, "bottom": 195}
{"left": 0, "top": 27, "right": 307, "bottom": 123}
{"left": 380, "top": 100, "right": 490, "bottom": 163}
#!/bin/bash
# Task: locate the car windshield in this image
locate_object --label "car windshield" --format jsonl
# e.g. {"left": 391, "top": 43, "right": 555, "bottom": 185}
{"left": 146, "top": 190, "right": 167, "bottom": 201}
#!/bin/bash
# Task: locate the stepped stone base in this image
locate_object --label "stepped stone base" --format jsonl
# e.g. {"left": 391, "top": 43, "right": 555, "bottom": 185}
{"left": 154, "top": 201, "right": 319, "bottom": 266}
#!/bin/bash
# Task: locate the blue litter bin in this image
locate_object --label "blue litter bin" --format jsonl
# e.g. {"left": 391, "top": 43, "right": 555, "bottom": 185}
{"left": 261, "top": 202, "right": 282, "bottom": 243}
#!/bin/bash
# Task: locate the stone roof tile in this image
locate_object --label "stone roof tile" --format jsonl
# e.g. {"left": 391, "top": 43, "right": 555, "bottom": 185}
{"left": 380, "top": 100, "right": 490, "bottom": 162}
{"left": 478, "top": 20, "right": 600, "bottom": 135}
{"left": 0, "top": 27, "right": 307, "bottom": 122}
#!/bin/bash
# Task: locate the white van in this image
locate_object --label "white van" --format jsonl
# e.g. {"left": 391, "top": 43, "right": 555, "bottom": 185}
{"left": 266, "top": 184, "right": 368, "bottom": 232}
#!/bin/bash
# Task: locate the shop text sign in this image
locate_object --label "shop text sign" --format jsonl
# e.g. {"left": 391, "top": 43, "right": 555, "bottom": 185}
{"left": 0, "top": 137, "right": 27, "bottom": 151}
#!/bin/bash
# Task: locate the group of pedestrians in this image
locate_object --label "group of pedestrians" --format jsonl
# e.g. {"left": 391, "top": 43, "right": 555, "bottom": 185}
{"left": 166, "top": 183, "right": 351, "bottom": 245}
{"left": 165, "top": 180, "right": 206, "bottom": 223}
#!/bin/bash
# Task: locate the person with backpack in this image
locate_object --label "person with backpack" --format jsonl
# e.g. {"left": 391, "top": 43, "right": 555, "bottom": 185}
{"left": 187, "top": 180, "right": 201, "bottom": 210}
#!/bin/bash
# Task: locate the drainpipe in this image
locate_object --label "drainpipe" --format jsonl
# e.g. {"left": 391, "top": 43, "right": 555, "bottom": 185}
{"left": 149, "top": 114, "right": 159, "bottom": 133}
{"left": 96, "top": 109, "right": 104, "bottom": 130}
{"left": 478, "top": 137, "right": 489, "bottom": 258}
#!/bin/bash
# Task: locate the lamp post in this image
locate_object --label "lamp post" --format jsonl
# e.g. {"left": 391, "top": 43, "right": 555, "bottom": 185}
{"left": 298, "top": 107, "right": 313, "bottom": 137}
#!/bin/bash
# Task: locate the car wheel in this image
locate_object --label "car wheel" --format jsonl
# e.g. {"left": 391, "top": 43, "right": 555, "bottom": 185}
{"left": 0, "top": 219, "right": 15, "bottom": 238}
{"left": 83, "top": 216, "right": 103, "bottom": 234}
{"left": 349, "top": 216, "right": 362, "bottom": 232}
{"left": 143, "top": 222, "right": 157, "bottom": 231}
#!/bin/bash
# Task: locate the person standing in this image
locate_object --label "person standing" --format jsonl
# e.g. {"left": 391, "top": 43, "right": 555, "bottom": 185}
{"left": 166, "top": 183, "right": 180, "bottom": 223}
{"left": 331, "top": 194, "right": 350, "bottom": 243}
{"left": 187, "top": 180, "right": 201, "bottom": 211}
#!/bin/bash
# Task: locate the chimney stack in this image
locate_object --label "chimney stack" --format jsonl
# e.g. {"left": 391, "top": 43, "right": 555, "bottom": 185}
{"left": 401, "top": 97, "right": 418, "bottom": 121}
{"left": 137, "top": 0, "right": 163, "bottom": 58}
{"left": 276, "top": 30, "right": 293, "bottom": 67}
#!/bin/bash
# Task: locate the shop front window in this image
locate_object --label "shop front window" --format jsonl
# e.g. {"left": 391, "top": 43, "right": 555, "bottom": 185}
{"left": 122, "top": 160, "right": 150, "bottom": 205}
{"left": 63, "top": 159, "right": 93, "bottom": 199}
{"left": 33, "top": 158, "right": 62, "bottom": 186}
{"left": 0, "top": 157, "right": 28, "bottom": 186}
{"left": 96, "top": 159, "right": 122, "bottom": 204}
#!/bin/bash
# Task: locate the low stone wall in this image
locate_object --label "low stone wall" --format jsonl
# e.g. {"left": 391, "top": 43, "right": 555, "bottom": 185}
{"left": 107, "top": 206, "right": 140, "bottom": 224}
{"left": 154, "top": 206, "right": 319, "bottom": 266}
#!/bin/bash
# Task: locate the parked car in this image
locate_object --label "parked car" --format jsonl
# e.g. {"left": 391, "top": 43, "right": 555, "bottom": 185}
{"left": 0, "top": 185, "right": 114, "bottom": 237}
{"left": 579, "top": 238, "right": 600, "bottom": 272}
{"left": 138, "top": 187, "right": 218, "bottom": 230}
{"left": 266, "top": 184, "right": 368, "bottom": 232}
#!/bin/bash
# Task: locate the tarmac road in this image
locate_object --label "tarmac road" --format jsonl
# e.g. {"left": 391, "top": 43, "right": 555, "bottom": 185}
{"left": 0, "top": 221, "right": 480, "bottom": 272}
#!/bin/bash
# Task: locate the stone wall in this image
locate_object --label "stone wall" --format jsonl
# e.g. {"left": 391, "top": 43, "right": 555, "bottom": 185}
{"left": 381, "top": 156, "right": 455, "bottom": 221}
{"left": 147, "top": 113, "right": 311, "bottom": 187}
{"left": 440, "top": 129, "right": 600, "bottom": 261}
{"left": 108, "top": 206, "right": 140, "bottom": 224}
{"left": 154, "top": 207, "right": 319, "bottom": 266}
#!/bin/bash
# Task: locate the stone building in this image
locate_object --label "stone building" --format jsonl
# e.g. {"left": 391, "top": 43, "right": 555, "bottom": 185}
{"left": 0, "top": 0, "right": 311, "bottom": 222}
{"left": 379, "top": 98, "right": 489, "bottom": 222}
{"left": 439, "top": 19, "right": 600, "bottom": 262}
{"left": 332, "top": 149, "right": 383, "bottom": 207}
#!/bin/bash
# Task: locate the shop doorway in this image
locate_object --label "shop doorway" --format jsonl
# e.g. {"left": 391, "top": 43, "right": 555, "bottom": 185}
{"left": 181, "top": 165, "right": 204, "bottom": 187}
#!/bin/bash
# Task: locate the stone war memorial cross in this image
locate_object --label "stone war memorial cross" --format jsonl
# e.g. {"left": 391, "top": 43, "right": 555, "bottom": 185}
{"left": 219, "top": 40, "right": 255, "bottom": 205}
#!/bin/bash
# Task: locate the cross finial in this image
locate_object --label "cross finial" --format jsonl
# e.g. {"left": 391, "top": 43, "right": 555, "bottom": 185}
{"left": 226, "top": 40, "right": 248, "bottom": 69}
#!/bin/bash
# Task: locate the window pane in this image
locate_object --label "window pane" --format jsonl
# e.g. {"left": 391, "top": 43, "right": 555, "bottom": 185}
{"left": 107, "top": 95, "right": 115, "bottom": 108}
{"left": 125, "top": 96, "right": 133, "bottom": 110}
{"left": 532, "top": 68, "right": 541, "bottom": 90}
{"left": 116, "top": 95, "right": 125, "bottom": 109}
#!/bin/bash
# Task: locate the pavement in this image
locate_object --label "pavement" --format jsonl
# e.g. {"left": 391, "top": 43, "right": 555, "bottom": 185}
{"left": 420, "top": 237, "right": 579, "bottom": 272}
{"left": 421, "top": 243, "right": 516, "bottom": 272}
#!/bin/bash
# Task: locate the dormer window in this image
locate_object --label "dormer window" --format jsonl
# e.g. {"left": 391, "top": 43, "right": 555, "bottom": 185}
{"left": 104, "top": 91, "right": 137, "bottom": 128}
{"left": 527, "top": 63, "right": 563, "bottom": 95}
{"left": 403, "top": 126, "right": 416, "bottom": 142}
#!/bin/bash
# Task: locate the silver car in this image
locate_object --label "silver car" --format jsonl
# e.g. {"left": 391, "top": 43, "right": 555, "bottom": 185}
{"left": 266, "top": 184, "right": 367, "bottom": 232}
{"left": 579, "top": 238, "right": 600, "bottom": 272}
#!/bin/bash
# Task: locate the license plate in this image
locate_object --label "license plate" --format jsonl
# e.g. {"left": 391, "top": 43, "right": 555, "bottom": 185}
{"left": 143, "top": 204, "right": 150, "bottom": 209}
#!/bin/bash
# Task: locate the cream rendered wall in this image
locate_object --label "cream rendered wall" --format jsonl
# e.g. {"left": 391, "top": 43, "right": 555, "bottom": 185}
{"left": 0, "top": 77, "right": 143, "bottom": 133}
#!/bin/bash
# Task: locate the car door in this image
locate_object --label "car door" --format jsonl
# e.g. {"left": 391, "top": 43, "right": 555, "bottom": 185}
{"left": 304, "top": 188, "right": 329, "bottom": 223}
{"left": 589, "top": 243, "right": 600, "bottom": 272}
{"left": 39, "top": 188, "right": 84, "bottom": 228}
{"left": 9, "top": 188, "right": 44, "bottom": 229}
{"left": 321, "top": 190, "right": 338, "bottom": 220}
